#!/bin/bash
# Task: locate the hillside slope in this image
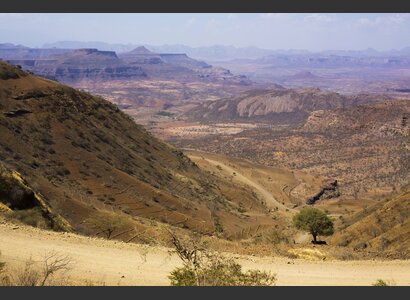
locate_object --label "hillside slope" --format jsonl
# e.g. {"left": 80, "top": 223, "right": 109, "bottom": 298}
{"left": 331, "top": 189, "right": 410, "bottom": 258}
{"left": 0, "top": 61, "right": 272, "bottom": 240}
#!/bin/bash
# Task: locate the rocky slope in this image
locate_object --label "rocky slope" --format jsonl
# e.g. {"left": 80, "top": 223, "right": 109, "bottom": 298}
{"left": 0, "top": 61, "right": 272, "bottom": 240}
{"left": 185, "top": 87, "right": 389, "bottom": 125}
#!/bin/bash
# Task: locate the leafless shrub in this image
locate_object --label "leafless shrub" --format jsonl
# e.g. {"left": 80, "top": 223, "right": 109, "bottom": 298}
{"left": 1, "top": 251, "right": 73, "bottom": 286}
{"left": 39, "top": 252, "right": 73, "bottom": 286}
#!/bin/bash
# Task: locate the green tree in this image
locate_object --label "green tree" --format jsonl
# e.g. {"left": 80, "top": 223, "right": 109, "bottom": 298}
{"left": 293, "top": 207, "right": 334, "bottom": 243}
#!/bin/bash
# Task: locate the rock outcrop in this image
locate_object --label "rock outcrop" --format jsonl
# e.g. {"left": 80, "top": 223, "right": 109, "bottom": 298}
{"left": 306, "top": 180, "right": 340, "bottom": 205}
{"left": 185, "top": 87, "right": 384, "bottom": 125}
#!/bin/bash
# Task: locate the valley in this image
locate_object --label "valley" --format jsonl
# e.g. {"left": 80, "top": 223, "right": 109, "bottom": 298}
{"left": 1, "top": 39, "right": 410, "bottom": 286}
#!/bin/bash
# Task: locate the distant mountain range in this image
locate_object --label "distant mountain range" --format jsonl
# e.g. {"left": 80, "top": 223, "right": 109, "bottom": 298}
{"left": 42, "top": 41, "right": 410, "bottom": 61}
{"left": 0, "top": 43, "right": 249, "bottom": 85}
{"left": 42, "top": 41, "right": 307, "bottom": 60}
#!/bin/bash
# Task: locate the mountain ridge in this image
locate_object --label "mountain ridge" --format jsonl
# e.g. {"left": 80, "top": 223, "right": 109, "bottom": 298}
{"left": 184, "top": 87, "right": 390, "bottom": 125}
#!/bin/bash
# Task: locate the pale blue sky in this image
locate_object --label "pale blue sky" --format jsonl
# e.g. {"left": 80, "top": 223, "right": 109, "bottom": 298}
{"left": 1, "top": 13, "right": 410, "bottom": 51}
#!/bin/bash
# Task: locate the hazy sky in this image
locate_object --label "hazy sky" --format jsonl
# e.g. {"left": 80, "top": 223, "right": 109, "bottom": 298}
{"left": 1, "top": 13, "right": 410, "bottom": 51}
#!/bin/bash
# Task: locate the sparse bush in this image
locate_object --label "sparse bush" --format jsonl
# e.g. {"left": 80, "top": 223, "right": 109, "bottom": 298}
{"left": 0, "top": 252, "right": 5, "bottom": 273}
{"left": 10, "top": 258, "right": 42, "bottom": 286}
{"left": 337, "top": 235, "right": 351, "bottom": 247}
{"left": 169, "top": 254, "right": 276, "bottom": 286}
{"left": 0, "top": 252, "right": 10, "bottom": 286}
{"left": 266, "top": 229, "right": 289, "bottom": 245}
{"left": 237, "top": 206, "right": 247, "bottom": 213}
{"left": 168, "top": 231, "right": 276, "bottom": 286}
{"left": 0, "top": 251, "right": 72, "bottom": 286}
{"left": 353, "top": 241, "right": 367, "bottom": 250}
{"left": 84, "top": 211, "right": 131, "bottom": 239}
{"left": 3, "top": 207, "right": 50, "bottom": 229}
{"left": 372, "top": 279, "right": 390, "bottom": 286}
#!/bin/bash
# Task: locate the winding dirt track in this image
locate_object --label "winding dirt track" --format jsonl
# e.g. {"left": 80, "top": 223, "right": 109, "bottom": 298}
{"left": 191, "top": 156, "right": 295, "bottom": 212}
{"left": 0, "top": 223, "right": 409, "bottom": 286}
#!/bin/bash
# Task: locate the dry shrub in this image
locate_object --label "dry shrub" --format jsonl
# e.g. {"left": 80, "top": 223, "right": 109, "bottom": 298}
{"left": 3, "top": 207, "right": 50, "bottom": 229}
{"left": 353, "top": 241, "right": 368, "bottom": 250}
{"left": 168, "top": 231, "right": 276, "bottom": 286}
{"left": 169, "top": 254, "right": 276, "bottom": 286}
{"left": 0, "top": 251, "right": 73, "bottom": 286}
{"left": 372, "top": 279, "right": 395, "bottom": 286}
{"left": 257, "top": 228, "right": 289, "bottom": 246}
{"left": 336, "top": 234, "right": 351, "bottom": 247}
{"left": 83, "top": 211, "right": 132, "bottom": 239}
{"left": 0, "top": 251, "right": 5, "bottom": 275}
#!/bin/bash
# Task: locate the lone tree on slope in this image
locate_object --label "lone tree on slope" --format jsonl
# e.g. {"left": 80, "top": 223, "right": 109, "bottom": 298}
{"left": 293, "top": 207, "right": 334, "bottom": 244}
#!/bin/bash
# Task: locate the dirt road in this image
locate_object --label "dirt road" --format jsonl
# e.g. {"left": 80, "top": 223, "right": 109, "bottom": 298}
{"left": 0, "top": 223, "right": 408, "bottom": 286}
{"left": 190, "top": 155, "right": 295, "bottom": 212}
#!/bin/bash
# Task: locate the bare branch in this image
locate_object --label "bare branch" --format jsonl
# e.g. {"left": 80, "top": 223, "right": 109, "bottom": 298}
{"left": 40, "top": 251, "right": 73, "bottom": 286}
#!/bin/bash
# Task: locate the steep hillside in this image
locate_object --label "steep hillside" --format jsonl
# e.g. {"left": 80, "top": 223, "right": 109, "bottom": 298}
{"left": 0, "top": 61, "right": 273, "bottom": 240}
{"left": 331, "top": 189, "right": 410, "bottom": 258}
{"left": 185, "top": 87, "right": 388, "bottom": 125}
